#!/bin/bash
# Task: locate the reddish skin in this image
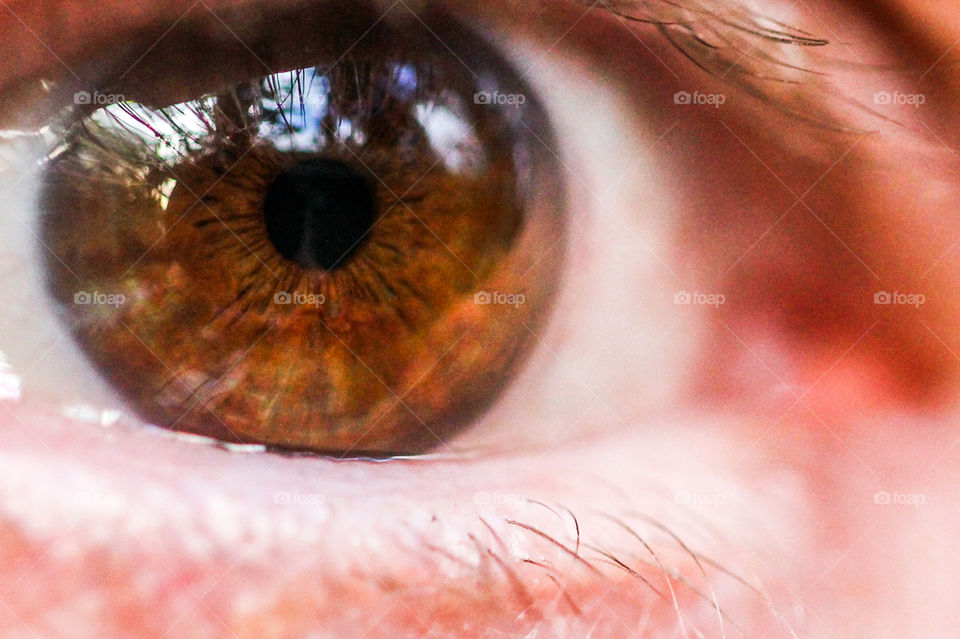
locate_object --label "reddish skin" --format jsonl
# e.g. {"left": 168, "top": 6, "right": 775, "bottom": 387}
{"left": 2, "top": 0, "right": 960, "bottom": 637}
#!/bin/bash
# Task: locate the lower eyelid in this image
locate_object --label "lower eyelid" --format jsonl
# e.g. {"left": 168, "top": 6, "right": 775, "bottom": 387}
{"left": 0, "top": 401, "right": 805, "bottom": 637}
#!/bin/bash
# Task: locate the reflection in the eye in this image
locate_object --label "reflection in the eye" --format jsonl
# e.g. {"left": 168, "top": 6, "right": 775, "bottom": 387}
{"left": 38, "top": 8, "right": 568, "bottom": 455}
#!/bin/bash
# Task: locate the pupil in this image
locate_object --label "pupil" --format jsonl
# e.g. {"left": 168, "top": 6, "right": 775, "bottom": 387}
{"left": 263, "top": 158, "right": 376, "bottom": 270}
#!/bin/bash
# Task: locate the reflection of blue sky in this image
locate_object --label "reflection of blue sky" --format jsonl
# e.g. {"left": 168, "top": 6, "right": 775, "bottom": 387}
{"left": 85, "top": 63, "right": 484, "bottom": 173}
{"left": 258, "top": 65, "right": 427, "bottom": 152}
{"left": 393, "top": 64, "right": 417, "bottom": 99}
{"left": 259, "top": 68, "right": 331, "bottom": 152}
{"left": 258, "top": 64, "right": 484, "bottom": 174}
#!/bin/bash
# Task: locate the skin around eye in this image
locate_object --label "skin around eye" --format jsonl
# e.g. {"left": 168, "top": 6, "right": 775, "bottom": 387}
{"left": 2, "top": 0, "right": 960, "bottom": 638}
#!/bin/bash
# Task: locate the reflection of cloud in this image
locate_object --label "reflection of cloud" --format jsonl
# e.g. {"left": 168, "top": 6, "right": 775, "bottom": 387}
{"left": 89, "top": 63, "right": 486, "bottom": 170}
{"left": 0, "top": 359, "right": 20, "bottom": 401}
{"left": 415, "top": 103, "right": 482, "bottom": 175}
{"left": 259, "top": 68, "right": 331, "bottom": 153}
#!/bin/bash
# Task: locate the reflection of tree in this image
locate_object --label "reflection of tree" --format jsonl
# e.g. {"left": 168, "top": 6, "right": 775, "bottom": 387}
{"left": 212, "top": 82, "right": 260, "bottom": 146}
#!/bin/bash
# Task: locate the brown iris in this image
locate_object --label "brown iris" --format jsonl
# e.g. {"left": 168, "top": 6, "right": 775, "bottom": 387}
{"left": 40, "top": 7, "right": 565, "bottom": 455}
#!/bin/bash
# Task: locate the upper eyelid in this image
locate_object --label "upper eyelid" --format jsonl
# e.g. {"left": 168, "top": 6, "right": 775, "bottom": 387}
{"left": 0, "top": 0, "right": 873, "bottom": 170}
{"left": 0, "top": 0, "right": 824, "bottom": 86}
{"left": 0, "top": 0, "right": 834, "bottom": 123}
{"left": 0, "top": 0, "right": 371, "bottom": 91}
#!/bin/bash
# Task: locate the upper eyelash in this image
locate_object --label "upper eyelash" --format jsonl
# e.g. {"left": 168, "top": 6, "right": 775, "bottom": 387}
{"left": 587, "top": 0, "right": 894, "bottom": 133}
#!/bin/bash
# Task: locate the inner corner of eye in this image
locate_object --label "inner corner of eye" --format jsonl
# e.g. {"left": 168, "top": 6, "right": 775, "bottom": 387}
{"left": 34, "top": 7, "right": 568, "bottom": 457}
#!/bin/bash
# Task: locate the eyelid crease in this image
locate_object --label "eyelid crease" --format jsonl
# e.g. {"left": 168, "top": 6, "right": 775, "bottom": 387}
{"left": 585, "top": 0, "right": 902, "bottom": 134}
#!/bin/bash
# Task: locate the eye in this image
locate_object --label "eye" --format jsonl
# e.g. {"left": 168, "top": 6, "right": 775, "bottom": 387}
{"left": 5, "top": 0, "right": 688, "bottom": 455}
{"left": 30, "top": 3, "right": 567, "bottom": 456}
{"left": 9, "top": 1, "right": 929, "bottom": 636}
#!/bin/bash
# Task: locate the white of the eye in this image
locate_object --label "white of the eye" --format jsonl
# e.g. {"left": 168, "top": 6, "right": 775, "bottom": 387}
{"left": 0, "top": 127, "right": 128, "bottom": 419}
{"left": 448, "top": 30, "right": 704, "bottom": 450}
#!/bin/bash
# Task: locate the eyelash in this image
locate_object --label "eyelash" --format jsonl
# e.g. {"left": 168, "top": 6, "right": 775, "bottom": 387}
{"left": 582, "top": 0, "right": 879, "bottom": 135}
